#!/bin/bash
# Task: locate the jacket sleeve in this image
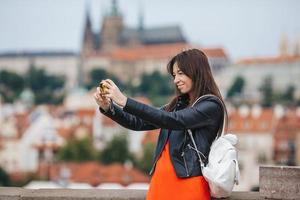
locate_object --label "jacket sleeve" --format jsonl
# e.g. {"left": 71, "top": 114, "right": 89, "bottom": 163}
{"left": 99, "top": 103, "right": 167, "bottom": 131}
{"left": 123, "top": 97, "right": 222, "bottom": 130}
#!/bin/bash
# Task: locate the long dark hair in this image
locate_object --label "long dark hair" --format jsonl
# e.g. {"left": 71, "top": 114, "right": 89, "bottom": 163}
{"left": 166, "top": 48, "right": 228, "bottom": 131}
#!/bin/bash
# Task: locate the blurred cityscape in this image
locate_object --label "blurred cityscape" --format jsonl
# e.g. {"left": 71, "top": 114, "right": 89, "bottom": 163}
{"left": 0, "top": 0, "right": 300, "bottom": 192}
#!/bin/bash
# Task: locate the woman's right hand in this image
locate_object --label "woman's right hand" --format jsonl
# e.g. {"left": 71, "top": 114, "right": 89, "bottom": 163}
{"left": 93, "top": 87, "right": 111, "bottom": 112}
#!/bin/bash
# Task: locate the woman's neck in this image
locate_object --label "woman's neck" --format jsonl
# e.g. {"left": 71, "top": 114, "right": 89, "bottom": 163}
{"left": 188, "top": 92, "right": 194, "bottom": 102}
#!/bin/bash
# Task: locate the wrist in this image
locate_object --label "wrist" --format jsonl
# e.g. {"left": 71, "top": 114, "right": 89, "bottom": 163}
{"left": 99, "top": 105, "right": 109, "bottom": 113}
{"left": 102, "top": 104, "right": 110, "bottom": 112}
{"left": 120, "top": 95, "right": 127, "bottom": 108}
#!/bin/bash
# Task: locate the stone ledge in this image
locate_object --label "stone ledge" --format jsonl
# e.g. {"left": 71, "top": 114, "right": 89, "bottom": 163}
{"left": 260, "top": 166, "right": 300, "bottom": 200}
{"left": 1, "top": 166, "right": 299, "bottom": 200}
{"left": 0, "top": 188, "right": 259, "bottom": 200}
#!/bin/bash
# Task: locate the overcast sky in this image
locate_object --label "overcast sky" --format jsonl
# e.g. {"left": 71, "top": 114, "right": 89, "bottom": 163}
{"left": 0, "top": 0, "right": 299, "bottom": 61}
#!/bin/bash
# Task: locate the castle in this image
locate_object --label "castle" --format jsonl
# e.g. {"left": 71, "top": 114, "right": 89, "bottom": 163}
{"left": 81, "top": 0, "right": 186, "bottom": 56}
{"left": 0, "top": 0, "right": 229, "bottom": 89}
{"left": 80, "top": 0, "right": 228, "bottom": 84}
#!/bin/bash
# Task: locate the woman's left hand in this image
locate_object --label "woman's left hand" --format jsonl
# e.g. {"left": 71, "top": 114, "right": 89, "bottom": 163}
{"left": 101, "top": 79, "right": 128, "bottom": 107}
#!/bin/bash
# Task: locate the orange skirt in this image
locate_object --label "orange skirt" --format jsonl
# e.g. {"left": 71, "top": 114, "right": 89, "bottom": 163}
{"left": 146, "top": 141, "right": 210, "bottom": 200}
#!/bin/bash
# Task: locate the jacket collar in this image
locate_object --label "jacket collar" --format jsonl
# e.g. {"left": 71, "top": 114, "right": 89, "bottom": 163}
{"left": 175, "top": 94, "right": 189, "bottom": 110}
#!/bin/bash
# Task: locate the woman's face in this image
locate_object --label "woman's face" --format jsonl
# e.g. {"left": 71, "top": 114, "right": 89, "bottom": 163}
{"left": 172, "top": 62, "right": 193, "bottom": 95}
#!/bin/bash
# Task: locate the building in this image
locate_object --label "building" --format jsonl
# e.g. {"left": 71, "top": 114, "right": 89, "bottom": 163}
{"left": 216, "top": 55, "right": 300, "bottom": 103}
{"left": 215, "top": 36, "right": 300, "bottom": 102}
{"left": 273, "top": 108, "right": 300, "bottom": 165}
{"left": 0, "top": 0, "right": 229, "bottom": 89}
{"left": 81, "top": 0, "right": 229, "bottom": 83}
{"left": 48, "top": 161, "right": 149, "bottom": 187}
{"left": 81, "top": 0, "right": 186, "bottom": 56}
{"left": 0, "top": 52, "right": 79, "bottom": 90}
{"left": 227, "top": 104, "right": 300, "bottom": 191}
{"left": 0, "top": 105, "right": 64, "bottom": 173}
{"left": 228, "top": 105, "right": 274, "bottom": 191}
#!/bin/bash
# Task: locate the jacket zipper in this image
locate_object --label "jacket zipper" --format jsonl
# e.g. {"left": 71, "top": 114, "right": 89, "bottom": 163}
{"left": 149, "top": 147, "right": 164, "bottom": 175}
{"left": 149, "top": 140, "right": 168, "bottom": 175}
{"left": 181, "top": 151, "right": 189, "bottom": 176}
{"left": 150, "top": 95, "right": 216, "bottom": 176}
{"left": 149, "top": 162, "right": 156, "bottom": 175}
{"left": 150, "top": 96, "right": 206, "bottom": 177}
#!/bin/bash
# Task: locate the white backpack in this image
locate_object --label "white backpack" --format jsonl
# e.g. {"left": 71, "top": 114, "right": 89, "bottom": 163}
{"left": 188, "top": 95, "right": 240, "bottom": 198}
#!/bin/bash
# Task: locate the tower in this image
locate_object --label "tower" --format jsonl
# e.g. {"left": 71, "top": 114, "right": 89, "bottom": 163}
{"left": 138, "top": 1, "right": 144, "bottom": 32}
{"left": 279, "top": 33, "right": 289, "bottom": 56}
{"left": 78, "top": 1, "right": 95, "bottom": 87}
{"left": 100, "top": 0, "right": 123, "bottom": 52}
{"left": 82, "top": 1, "right": 94, "bottom": 57}
{"left": 293, "top": 36, "right": 300, "bottom": 56}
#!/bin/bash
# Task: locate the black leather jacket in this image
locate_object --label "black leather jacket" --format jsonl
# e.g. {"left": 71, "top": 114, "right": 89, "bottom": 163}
{"left": 100, "top": 95, "right": 223, "bottom": 178}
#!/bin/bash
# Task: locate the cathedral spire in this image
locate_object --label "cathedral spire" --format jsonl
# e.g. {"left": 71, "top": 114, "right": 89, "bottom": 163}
{"left": 110, "top": 0, "right": 121, "bottom": 16}
{"left": 138, "top": 1, "right": 144, "bottom": 31}
{"left": 279, "top": 33, "right": 289, "bottom": 56}
{"left": 293, "top": 35, "right": 300, "bottom": 56}
{"left": 100, "top": 0, "right": 123, "bottom": 52}
{"left": 84, "top": 0, "right": 92, "bottom": 28}
{"left": 82, "top": 0, "right": 94, "bottom": 55}
{"left": 79, "top": 0, "right": 94, "bottom": 87}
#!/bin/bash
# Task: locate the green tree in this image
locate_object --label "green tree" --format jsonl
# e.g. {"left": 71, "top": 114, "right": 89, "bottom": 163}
{"left": 123, "top": 79, "right": 139, "bottom": 96}
{"left": 297, "top": 99, "right": 300, "bottom": 106}
{"left": 0, "top": 70, "right": 24, "bottom": 91}
{"left": 85, "top": 68, "right": 124, "bottom": 90}
{"left": 26, "top": 65, "right": 47, "bottom": 91}
{"left": 0, "top": 167, "right": 11, "bottom": 186}
{"left": 227, "top": 76, "right": 245, "bottom": 98}
{"left": 99, "top": 134, "right": 134, "bottom": 165}
{"left": 56, "top": 137, "right": 97, "bottom": 162}
{"left": 280, "top": 85, "right": 295, "bottom": 105}
{"left": 26, "top": 65, "right": 65, "bottom": 91}
{"left": 0, "top": 70, "right": 24, "bottom": 102}
{"left": 271, "top": 85, "right": 297, "bottom": 106}
{"left": 85, "top": 68, "right": 108, "bottom": 89}
{"left": 259, "top": 76, "right": 274, "bottom": 107}
{"left": 136, "top": 142, "right": 156, "bottom": 173}
{"left": 25, "top": 65, "right": 65, "bottom": 104}
{"left": 138, "top": 71, "right": 174, "bottom": 106}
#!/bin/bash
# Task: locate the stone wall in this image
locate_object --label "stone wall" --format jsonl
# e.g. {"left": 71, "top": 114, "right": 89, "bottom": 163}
{"left": 0, "top": 166, "right": 299, "bottom": 200}
{"left": 0, "top": 188, "right": 259, "bottom": 200}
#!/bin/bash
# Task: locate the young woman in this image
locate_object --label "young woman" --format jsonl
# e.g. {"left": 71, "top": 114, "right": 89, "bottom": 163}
{"left": 94, "top": 49, "right": 226, "bottom": 200}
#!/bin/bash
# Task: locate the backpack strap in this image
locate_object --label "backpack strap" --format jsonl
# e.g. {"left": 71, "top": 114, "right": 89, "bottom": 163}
{"left": 188, "top": 94, "right": 226, "bottom": 167}
{"left": 190, "top": 94, "right": 226, "bottom": 137}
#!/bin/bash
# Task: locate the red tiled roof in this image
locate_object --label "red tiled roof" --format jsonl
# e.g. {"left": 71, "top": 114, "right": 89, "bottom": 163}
{"left": 228, "top": 107, "right": 300, "bottom": 135}
{"left": 88, "top": 43, "right": 227, "bottom": 61}
{"left": 56, "top": 126, "right": 73, "bottom": 139}
{"left": 228, "top": 109, "right": 274, "bottom": 133}
{"left": 56, "top": 123, "right": 93, "bottom": 140}
{"left": 75, "top": 109, "right": 95, "bottom": 118}
{"left": 272, "top": 110, "right": 300, "bottom": 163}
{"left": 111, "top": 43, "right": 189, "bottom": 61}
{"left": 201, "top": 47, "right": 228, "bottom": 58}
{"left": 274, "top": 111, "right": 300, "bottom": 136}
{"left": 236, "top": 55, "right": 300, "bottom": 65}
{"left": 49, "top": 161, "right": 149, "bottom": 186}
